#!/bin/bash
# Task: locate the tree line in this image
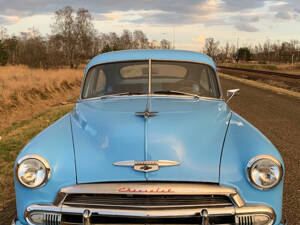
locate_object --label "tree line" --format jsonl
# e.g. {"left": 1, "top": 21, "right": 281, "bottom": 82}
{"left": 0, "top": 6, "right": 172, "bottom": 69}
{"left": 1, "top": 6, "right": 299, "bottom": 68}
{"left": 204, "top": 38, "right": 300, "bottom": 64}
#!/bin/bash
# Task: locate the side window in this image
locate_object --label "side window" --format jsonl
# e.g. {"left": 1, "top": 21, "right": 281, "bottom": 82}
{"left": 95, "top": 69, "right": 106, "bottom": 93}
{"left": 82, "top": 69, "right": 95, "bottom": 98}
{"left": 208, "top": 68, "right": 220, "bottom": 97}
{"left": 82, "top": 68, "right": 106, "bottom": 98}
{"left": 198, "top": 68, "right": 210, "bottom": 92}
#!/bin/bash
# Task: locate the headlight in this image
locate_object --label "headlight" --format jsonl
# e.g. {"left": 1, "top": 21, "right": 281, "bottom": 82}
{"left": 16, "top": 155, "right": 51, "bottom": 188}
{"left": 247, "top": 154, "right": 283, "bottom": 190}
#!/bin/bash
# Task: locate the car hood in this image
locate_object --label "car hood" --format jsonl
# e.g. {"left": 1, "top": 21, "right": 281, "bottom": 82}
{"left": 71, "top": 97, "right": 231, "bottom": 183}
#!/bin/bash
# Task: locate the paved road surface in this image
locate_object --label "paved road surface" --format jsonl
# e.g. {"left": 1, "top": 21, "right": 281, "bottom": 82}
{"left": 221, "top": 77, "right": 300, "bottom": 224}
{"left": 1, "top": 76, "right": 299, "bottom": 224}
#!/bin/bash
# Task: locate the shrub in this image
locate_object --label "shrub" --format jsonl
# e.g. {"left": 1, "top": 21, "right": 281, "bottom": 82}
{"left": 0, "top": 42, "right": 8, "bottom": 66}
{"left": 237, "top": 48, "right": 251, "bottom": 61}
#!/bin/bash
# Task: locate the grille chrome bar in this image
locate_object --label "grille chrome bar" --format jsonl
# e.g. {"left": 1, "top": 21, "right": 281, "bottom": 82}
{"left": 235, "top": 215, "right": 254, "bottom": 225}
{"left": 54, "top": 182, "right": 245, "bottom": 208}
{"left": 63, "top": 194, "right": 233, "bottom": 209}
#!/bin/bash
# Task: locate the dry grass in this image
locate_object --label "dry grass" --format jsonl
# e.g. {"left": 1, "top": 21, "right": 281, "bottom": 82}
{"left": 0, "top": 65, "right": 83, "bottom": 106}
{"left": 0, "top": 65, "right": 83, "bottom": 218}
{"left": 0, "top": 66, "right": 84, "bottom": 131}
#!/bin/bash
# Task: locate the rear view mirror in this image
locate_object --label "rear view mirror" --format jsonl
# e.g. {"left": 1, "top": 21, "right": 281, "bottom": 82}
{"left": 226, "top": 89, "right": 240, "bottom": 103}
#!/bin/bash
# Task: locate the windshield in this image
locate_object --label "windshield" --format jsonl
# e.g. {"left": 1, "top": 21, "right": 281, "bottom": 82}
{"left": 82, "top": 60, "right": 220, "bottom": 99}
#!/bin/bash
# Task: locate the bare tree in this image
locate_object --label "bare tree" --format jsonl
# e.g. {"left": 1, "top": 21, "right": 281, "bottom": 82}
{"left": 204, "top": 38, "right": 220, "bottom": 61}
{"left": 0, "top": 26, "right": 8, "bottom": 41}
{"left": 133, "top": 30, "right": 148, "bottom": 49}
{"left": 52, "top": 6, "right": 76, "bottom": 68}
{"left": 75, "top": 8, "right": 96, "bottom": 61}
{"left": 120, "top": 30, "right": 133, "bottom": 50}
{"left": 160, "top": 39, "right": 172, "bottom": 49}
{"left": 149, "top": 40, "right": 159, "bottom": 49}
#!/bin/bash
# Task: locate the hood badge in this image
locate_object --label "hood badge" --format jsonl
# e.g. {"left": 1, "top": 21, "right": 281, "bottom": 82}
{"left": 114, "top": 160, "right": 180, "bottom": 172}
{"left": 136, "top": 109, "right": 158, "bottom": 119}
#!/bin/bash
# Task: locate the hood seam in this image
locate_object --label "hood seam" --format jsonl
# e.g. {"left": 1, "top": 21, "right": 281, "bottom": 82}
{"left": 69, "top": 110, "right": 79, "bottom": 184}
{"left": 218, "top": 111, "right": 233, "bottom": 183}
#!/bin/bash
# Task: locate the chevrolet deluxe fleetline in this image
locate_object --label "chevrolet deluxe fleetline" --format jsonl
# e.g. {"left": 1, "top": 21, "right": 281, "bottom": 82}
{"left": 13, "top": 50, "right": 285, "bottom": 225}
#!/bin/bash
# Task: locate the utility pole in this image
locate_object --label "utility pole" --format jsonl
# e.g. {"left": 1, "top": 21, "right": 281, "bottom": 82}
{"left": 172, "top": 26, "right": 175, "bottom": 49}
{"left": 235, "top": 37, "right": 239, "bottom": 64}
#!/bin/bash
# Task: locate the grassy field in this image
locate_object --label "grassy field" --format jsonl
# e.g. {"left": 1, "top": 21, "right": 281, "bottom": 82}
{"left": 0, "top": 104, "right": 74, "bottom": 211}
{"left": 0, "top": 66, "right": 83, "bottom": 131}
{"left": 0, "top": 65, "right": 83, "bottom": 212}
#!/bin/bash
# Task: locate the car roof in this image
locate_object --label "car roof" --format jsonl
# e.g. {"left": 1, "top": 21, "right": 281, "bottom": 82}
{"left": 85, "top": 49, "right": 216, "bottom": 71}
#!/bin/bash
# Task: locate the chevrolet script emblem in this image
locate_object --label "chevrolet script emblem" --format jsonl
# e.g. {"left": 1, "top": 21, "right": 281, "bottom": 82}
{"left": 113, "top": 160, "right": 180, "bottom": 172}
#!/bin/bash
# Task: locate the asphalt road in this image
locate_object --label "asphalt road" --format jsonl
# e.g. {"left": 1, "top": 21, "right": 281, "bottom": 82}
{"left": 221, "top": 77, "right": 300, "bottom": 224}
{"left": 1, "top": 76, "right": 299, "bottom": 224}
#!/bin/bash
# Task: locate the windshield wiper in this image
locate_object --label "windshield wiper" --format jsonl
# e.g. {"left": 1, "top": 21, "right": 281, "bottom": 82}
{"left": 153, "top": 90, "right": 199, "bottom": 99}
{"left": 100, "top": 92, "right": 145, "bottom": 99}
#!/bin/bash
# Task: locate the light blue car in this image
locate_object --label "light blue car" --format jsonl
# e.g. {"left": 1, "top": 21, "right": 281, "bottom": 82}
{"left": 13, "top": 50, "right": 285, "bottom": 225}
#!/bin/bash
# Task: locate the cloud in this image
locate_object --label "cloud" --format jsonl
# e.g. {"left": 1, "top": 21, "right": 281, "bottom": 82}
{"left": 0, "top": 0, "right": 209, "bottom": 16}
{"left": 103, "top": 13, "right": 122, "bottom": 20}
{"left": 0, "top": 0, "right": 218, "bottom": 27}
{"left": 227, "top": 13, "right": 262, "bottom": 32}
{"left": 0, "top": 0, "right": 298, "bottom": 33}
{"left": 122, "top": 9, "right": 220, "bottom": 26}
{"left": 269, "top": 0, "right": 300, "bottom": 21}
{"left": 273, "top": 1, "right": 288, "bottom": 7}
{"left": 0, "top": 15, "right": 21, "bottom": 25}
{"left": 220, "top": 0, "right": 266, "bottom": 12}
{"left": 203, "top": 18, "right": 228, "bottom": 27}
{"left": 231, "top": 14, "right": 261, "bottom": 23}
{"left": 192, "top": 35, "right": 206, "bottom": 44}
{"left": 234, "top": 23, "right": 259, "bottom": 32}
{"left": 94, "top": 12, "right": 123, "bottom": 21}
{"left": 275, "top": 11, "right": 292, "bottom": 20}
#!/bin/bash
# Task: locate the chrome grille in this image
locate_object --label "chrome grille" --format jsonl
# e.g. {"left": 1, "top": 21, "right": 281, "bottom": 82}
{"left": 43, "top": 213, "right": 61, "bottom": 225}
{"left": 61, "top": 214, "right": 235, "bottom": 224}
{"left": 63, "top": 194, "right": 233, "bottom": 208}
{"left": 235, "top": 215, "right": 254, "bottom": 225}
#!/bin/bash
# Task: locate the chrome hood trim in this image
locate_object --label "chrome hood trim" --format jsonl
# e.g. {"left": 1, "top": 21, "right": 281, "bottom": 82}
{"left": 113, "top": 160, "right": 180, "bottom": 172}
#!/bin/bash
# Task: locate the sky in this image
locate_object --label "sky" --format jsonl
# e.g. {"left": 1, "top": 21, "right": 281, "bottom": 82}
{"left": 0, "top": 0, "right": 299, "bottom": 51}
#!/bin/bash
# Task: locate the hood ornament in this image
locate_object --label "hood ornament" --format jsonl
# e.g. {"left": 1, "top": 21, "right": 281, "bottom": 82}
{"left": 114, "top": 160, "right": 180, "bottom": 172}
{"left": 136, "top": 109, "right": 158, "bottom": 119}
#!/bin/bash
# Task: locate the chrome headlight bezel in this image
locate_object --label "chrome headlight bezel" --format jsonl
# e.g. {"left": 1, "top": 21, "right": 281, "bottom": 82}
{"left": 16, "top": 154, "right": 51, "bottom": 189}
{"left": 247, "top": 154, "right": 283, "bottom": 190}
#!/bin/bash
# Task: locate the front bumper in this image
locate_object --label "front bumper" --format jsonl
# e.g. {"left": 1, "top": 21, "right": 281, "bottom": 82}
{"left": 19, "top": 182, "right": 277, "bottom": 225}
{"left": 24, "top": 204, "right": 275, "bottom": 225}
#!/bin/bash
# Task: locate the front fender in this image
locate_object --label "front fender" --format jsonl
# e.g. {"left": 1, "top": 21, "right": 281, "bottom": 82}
{"left": 14, "top": 113, "right": 77, "bottom": 224}
{"left": 220, "top": 112, "right": 284, "bottom": 225}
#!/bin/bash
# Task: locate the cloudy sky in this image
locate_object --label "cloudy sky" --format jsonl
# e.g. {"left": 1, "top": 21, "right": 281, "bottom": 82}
{"left": 0, "top": 0, "right": 299, "bottom": 50}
